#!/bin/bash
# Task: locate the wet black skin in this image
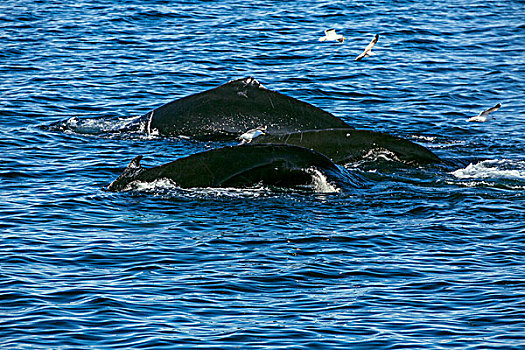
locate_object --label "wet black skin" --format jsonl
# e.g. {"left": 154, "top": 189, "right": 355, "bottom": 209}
{"left": 107, "top": 144, "right": 340, "bottom": 191}
{"left": 251, "top": 128, "right": 441, "bottom": 165}
{"left": 126, "top": 77, "right": 352, "bottom": 140}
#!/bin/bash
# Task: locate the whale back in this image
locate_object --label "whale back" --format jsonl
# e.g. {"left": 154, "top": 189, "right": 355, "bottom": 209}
{"left": 141, "top": 77, "right": 351, "bottom": 140}
{"left": 252, "top": 128, "right": 441, "bottom": 165}
{"left": 107, "top": 144, "right": 340, "bottom": 191}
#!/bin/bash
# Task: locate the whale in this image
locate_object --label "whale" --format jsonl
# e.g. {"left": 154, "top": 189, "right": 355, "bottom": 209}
{"left": 251, "top": 128, "right": 441, "bottom": 165}
{"left": 107, "top": 144, "right": 342, "bottom": 191}
{"left": 124, "top": 77, "right": 352, "bottom": 140}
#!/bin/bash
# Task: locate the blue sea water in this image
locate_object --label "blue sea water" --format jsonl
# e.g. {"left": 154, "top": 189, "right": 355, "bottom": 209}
{"left": 1, "top": 0, "right": 524, "bottom": 348}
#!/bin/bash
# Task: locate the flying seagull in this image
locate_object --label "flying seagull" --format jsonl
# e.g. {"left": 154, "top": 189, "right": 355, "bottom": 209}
{"left": 319, "top": 28, "right": 346, "bottom": 43}
{"left": 468, "top": 103, "right": 502, "bottom": 122}
{"left": 355, "top": 34, "right": 379, "bottom": 61}
{"left": 239, "top": 126, "right": 267, "bottom": 145}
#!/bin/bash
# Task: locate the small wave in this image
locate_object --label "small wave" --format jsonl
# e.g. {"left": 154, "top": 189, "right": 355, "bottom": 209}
{"left": 177, "top": 186, "right": 274, "bottom": 199}
{"left": 423, "top": 139, "right": 468, "bottom": 150}
{"left": 411, "top": 135, "right": 437, "bottom": 142}
{"left": 445, "top": 180, "right": 497, "bottom": 188}
{"left": 120, "top": 180, "right": 273, "bottom": 198}
{"left": 451, "top": 160, "right": 525, "bottom": 180}
{"left": 49, "top": 115, "right": 142, "bottom": 135}
{"left": 444, "top": 180, "right": 525, "bottom": 190}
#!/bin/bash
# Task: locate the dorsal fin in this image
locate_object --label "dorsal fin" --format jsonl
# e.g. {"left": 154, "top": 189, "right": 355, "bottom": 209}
{"left": 127, "top": 155, "right": 143, "bottom": 169}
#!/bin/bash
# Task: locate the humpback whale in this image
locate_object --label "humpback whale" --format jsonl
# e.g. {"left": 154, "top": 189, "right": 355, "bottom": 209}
{"left": 126, "top": 77, "right": 351, "bottom": 140}
{"left": 107, "top": 144, "right": 342, "bottom": 192}
{"left": 251, "top": 129, "right": 441, "bottom": 165}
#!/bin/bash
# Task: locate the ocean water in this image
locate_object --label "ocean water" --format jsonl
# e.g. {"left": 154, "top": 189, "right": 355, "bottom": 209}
{"left": 1, "top": 0, "right": 524, "bottom": 349}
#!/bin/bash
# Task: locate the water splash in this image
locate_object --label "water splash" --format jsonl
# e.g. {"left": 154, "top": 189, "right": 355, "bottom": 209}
{"left": 306, "top": 168, "right": 340, "bottom": 194}
{"left": 50, "top": 115, "right": 142, "bottom": 135}
{"left": 111, "top": 167, "right": 341, "bottom": 196}
{"left": 451, "top": 159, "right": 525, "bottom": 180}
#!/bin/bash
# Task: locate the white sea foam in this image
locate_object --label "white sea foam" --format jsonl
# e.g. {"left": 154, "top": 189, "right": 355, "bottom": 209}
{"left": 179, "top": 185, "right": 270, "bottom": 198}
{"left": 445, "top": 180, "right": 496, "bottom": 188}
{"left": 122, "top": 179, "right": 275, "bottom": 198}
{"left": 124, "top": 178, "right": 178, "bottom": 192}
{"left": 119, "top": 169, "right": 339, "bottom": 196}
{"left": 308, "top": 168, "right": 339, "bottom": 194}
{"left": 141, "top": 127, "right": 160, "bottom": 139}
{"left": 415, "top": 138, "right": 467, "bottom": 150}
{"left": 346, "top": 149, "right": 401, "bottom": 168}
{"left": 365, "top": 148, "right": 400, "bottom": 162}
{"left": 451, "top": 160, "right": 525, "bottom": 180}
{"left": 65, "top": 115, "right": 141, "bottom": 134}
{"left": 412, "top": 135, "right": 437, "bottom": 142}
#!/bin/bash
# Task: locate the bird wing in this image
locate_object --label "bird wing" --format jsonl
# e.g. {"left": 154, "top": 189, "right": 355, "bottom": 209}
{"left": 485, "top": 103, "right": 501, "bottom": 114}
{"left": 479, "top": 103, "right": 502, "bottom": 118}
{"left": 325, "top": 28, "right": 335, "bottom": 35}
{"left": 355, "top": 34, "right": 379, "bottom": 61}
{"left": 355, "top": 52, "right": 366, "bottom": 61}
{"left": 364, "top": 34, "right": 379, "bottom": 53}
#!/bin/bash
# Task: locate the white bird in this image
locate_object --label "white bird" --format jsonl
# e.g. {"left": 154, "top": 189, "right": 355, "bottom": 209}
{"left": 468, "top": 103, "right": 502, "bottom": 122}
{"left": 238, "top": 126, "right": 267, "bottom": 145}
{"left": 319, "top": 29, "right": 346, "bottom": 43}
{"left": 355, "top": 34, "right": 379, "bottom": 61}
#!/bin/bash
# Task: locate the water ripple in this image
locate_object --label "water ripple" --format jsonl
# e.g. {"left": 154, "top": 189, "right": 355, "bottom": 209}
{"left": 1, "top": 0, "right": 524, "bottom": 349}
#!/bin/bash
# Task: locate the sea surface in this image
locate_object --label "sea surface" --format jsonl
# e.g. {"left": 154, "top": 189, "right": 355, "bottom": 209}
{"left": 1, "top": 0, "right": 524, "bottom": 349}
